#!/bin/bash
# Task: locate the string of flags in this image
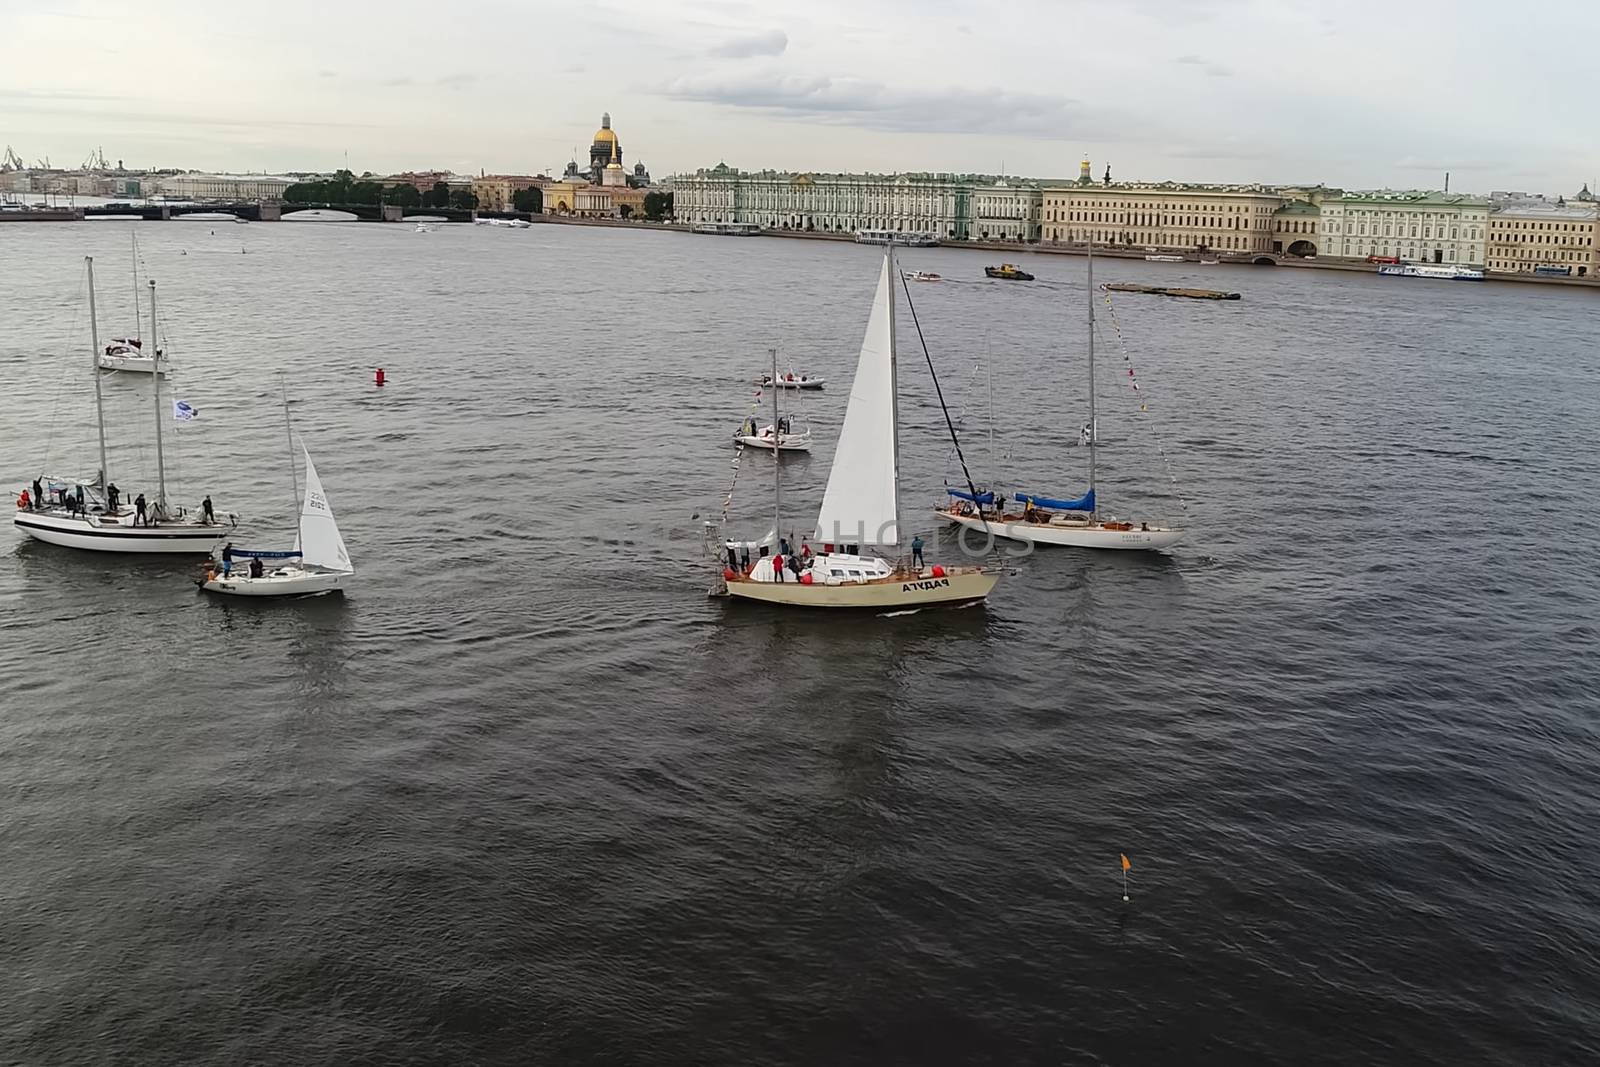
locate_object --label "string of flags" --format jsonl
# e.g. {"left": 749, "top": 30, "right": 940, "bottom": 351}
{"left": 719, "top": 388, "right": 767, "bottom": 525}
{"left": 1098, "top": 292, "right": 1190, "bottom": 516}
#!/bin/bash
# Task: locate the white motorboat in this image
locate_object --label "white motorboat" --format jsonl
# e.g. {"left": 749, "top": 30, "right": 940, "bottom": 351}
{"left": 941, "top": 238, "right": 1184, "bottom": 551}
{"left": 732, "top": 423, "right": 812, "bottom": 452}
{"left": 14, "top": 257, "right": 236, "bottom": 553}
{"left": 97, "top": 337, "right": 167, "bottom": 375}
{"left": 201, "top": 402, "right": 353, "bottom": 598}
{"left": 903, "top": 271, "right": 942, "bottom": 282}
{"left": 757, "top": 373, "right": 825, "bottom": 390}
{"left": 720, "top": 249, "right": 998, "bottom": 609}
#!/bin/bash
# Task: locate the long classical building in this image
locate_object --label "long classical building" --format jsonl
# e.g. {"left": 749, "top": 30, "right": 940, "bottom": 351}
{"left": 671, "top": 163, "right": 1042, "bottom": 241}
{"left": 1319, "top": 190, "right": 1488, "bottom": 266}
{"left": 1041, "top": 178, "right": 1290, "bottom": 255}
{"left": 156, "top": 173, "right": 294, "bottom": 200}
{"left": 1485, "top": 189, "right": 1597, "bottom": 276}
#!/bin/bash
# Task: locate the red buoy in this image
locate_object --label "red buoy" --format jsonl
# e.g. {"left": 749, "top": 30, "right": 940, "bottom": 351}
{"left": 374, "top": 367, "right": 386, "bottom": 387}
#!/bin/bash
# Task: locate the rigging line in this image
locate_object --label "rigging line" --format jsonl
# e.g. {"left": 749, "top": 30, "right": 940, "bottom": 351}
{"left": 1096, "top": 292, "right": 1190, "bottom": 514}
{"left": 941, "top": 357, "right": 985, "bottom": 488}
{"left": 897, "top": 271, "right": 988, "bottom": 532}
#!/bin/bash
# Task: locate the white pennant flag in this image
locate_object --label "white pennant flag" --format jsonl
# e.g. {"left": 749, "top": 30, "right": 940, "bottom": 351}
{"left": 173, "top": 400, "right": 197, "bottom": 421}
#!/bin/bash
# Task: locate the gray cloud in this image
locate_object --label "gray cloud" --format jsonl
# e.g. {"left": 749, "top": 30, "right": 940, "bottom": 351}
{"left": 1174, "top": 53, "right": 1232, "bottom": 77}
{"left": 661, "top": 70, "right": 1091, "bottom": 138}
{"left": 436, "top": 73, "right": 478, "bottom": 89}
{"left": 708, "top": 29, "right": 788, "bottom": 58}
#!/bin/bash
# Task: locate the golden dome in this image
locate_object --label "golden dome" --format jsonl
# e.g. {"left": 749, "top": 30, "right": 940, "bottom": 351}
{"left": 593, "top": 127, "right": 617, "bottom": 144}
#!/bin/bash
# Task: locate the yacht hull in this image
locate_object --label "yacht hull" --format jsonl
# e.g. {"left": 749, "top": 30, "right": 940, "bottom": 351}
{"left": 941, "top": 510, "right": 1184, "bottom": 551}
{"left": 725, "top": 567, "right": 996, "bottom": 609}
{"left": 14, "top": 511, "right": 228, "bottom": 553}
{"left": 200, "top": 569, "right": 348, "bottom": 597}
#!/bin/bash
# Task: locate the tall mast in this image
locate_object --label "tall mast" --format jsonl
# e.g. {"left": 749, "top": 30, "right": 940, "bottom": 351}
{"left": 86, "top": 257, "right": 110, "bottom": 492}
{"left": 148, "top": 279, "right": 168, "bottom": 509}
{"left": 886, "top": 242, "right": 902, "bottom": 551}
{"left": 770, "top": 346, "right": 781, "bottom": 547}
{"left": 281, "top": 378, "right": 301, "bottom": 545}
{"left": 130, "top": 234, "right": 141, "bottom": 342}
{"left": 1086, "top": 234, "right": 1097, "bottom": 517}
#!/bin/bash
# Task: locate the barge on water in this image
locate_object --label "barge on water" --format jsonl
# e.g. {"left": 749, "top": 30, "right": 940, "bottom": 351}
{"left": 1103, "top": 282, "right": 1240, "bottom": 301}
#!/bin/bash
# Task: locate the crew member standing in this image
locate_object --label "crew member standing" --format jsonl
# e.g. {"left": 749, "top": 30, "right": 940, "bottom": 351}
{"left": 134, "top": 493, "right": 148, "bottom": 527}
{"left": 911, "top": 534, "right": 925, "bottom": 569}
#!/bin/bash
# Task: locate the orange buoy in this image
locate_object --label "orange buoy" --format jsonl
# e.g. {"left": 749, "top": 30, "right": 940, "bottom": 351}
{"left": 931, "top": 565, "right": 945, "bottom": 578}
{"left": 375, "top": 367, "right": 386, "bottom": 387}
{"left": 799, "top": 572, "right": 814, "bottom": 585}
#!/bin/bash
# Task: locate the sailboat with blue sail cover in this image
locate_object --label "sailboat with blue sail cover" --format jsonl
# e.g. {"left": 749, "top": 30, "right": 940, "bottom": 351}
{"left": 939, "top": 239, "right": 1184, "bottom": 551}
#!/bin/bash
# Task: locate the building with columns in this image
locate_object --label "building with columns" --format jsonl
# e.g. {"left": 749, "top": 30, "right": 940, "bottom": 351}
{"left": 1485, "top": 189, "right": 1597, "bottom": 276}
{"left": 670, "top": 163, "right": 1042, "bottom": 241}
{"left": 1040, "top": 174, "right": 1288, "bottom": 255}
{"left": 1319, "top": 190, "right": 1488, "bottom": 266}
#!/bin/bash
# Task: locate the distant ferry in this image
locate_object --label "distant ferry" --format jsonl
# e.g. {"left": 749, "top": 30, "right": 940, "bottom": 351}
{"left": 1144, "top": 254, "right": 1185, "bottom": 262}
{"left": 1377, "top": 263, "right": 1485, "bottom": 281}
{"left": 692, "top": 222, "right": 761, "bottom": 236}
{"left": 855, "top": 229, "right": 939, "bottom": 247}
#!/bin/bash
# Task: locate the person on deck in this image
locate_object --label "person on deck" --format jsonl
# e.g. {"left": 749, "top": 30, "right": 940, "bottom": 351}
{"left": 18, "top": 488, "right": 29, "bottom": 510}
{"left": 779, "top": 536, "right": 792, "bottom": 558}
{"left": 107, "top": 483, "right": 120, "bottom": 511}
{"left": 912, "top": 535, "right": 925, "bottom": 569}
{"left": 221, "top": 543, "right": 235, "bottom": 576}
{"left": 249, "top": 557, "right": 264, "bottom": 579}
{"left": 202, "top": 495, "right": 215, "bottom": 524}
{"left": 800, "top": 538, "right": 812, "bottom": 559}
{"left": 73, "top": 485, "right": 85, "bottom": 515}
{"left": 739, "top": 546, "right": 750, "bottom": 573}
{"left": 773, "top": 553, "right": 785, "bottom": 581}
{"left": 787, "top": 554, "right": 801, "bottom": 578}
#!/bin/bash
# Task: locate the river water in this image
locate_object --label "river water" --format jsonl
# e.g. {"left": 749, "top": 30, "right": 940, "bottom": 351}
{"left": 1, "top": 220, "right": 1597, "bottom": 1065}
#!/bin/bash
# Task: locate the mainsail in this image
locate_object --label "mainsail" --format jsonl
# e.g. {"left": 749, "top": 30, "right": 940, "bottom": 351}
{"left": 297, "top": 450, "right": 352, "bottom": 573}
{"left": 813, "top": 253, "right": 899, "bottom": 547}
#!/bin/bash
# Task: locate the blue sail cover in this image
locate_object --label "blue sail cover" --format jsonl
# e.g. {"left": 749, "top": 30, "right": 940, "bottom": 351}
{"left": 228, "top": 549, "right": 302, "bottom": 559}
{"left": 1015, "top": 489, "right": 1095, "bottom": 512}
{"left": 946, "top": 488, "right": 995, "bottom": 504}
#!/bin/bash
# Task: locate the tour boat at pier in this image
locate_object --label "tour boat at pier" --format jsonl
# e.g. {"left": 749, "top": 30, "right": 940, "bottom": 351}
{"left": 1144, "top": 254, "right": 1185, "bottom": 262}
{"left": 1377, "top": 263, "right": 1485, "bottom": 281}
{"left": 718, "top": 248, "right": 999, "bottom": 609}
{"left": 942, "top": 240, "right": 1184, "bottom": 551}
{"left": 15, "top": 258, "right": 237, "bottom": 553}
{"left": 985, "top": 263, "right": 1034, "bottom": 281}
{"left": 693, "top": 222, "right": 761, "bottom": 236}
{"left": 856, "top": 229, "right": 939, "bottom": 247}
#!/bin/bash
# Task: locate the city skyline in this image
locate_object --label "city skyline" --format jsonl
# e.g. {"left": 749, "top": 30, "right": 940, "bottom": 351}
{"left": 4, "top": 0, "right": 1597, "bottom": 194}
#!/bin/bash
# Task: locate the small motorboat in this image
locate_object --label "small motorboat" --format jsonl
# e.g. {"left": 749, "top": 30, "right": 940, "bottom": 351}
{"left": 985, "top": 263, "right": 1034, "bottom": 281}
{"left": 758, "top": 373, "right": 825, "bottom": 390}
{"left": 903, "top": 270, "right": 942, "bottom": 282}
{"left": 97, "top": 338, "right": 167, "bottom": 375}
{"left": 732, "top": 422, "right": 812, "bottom": 452}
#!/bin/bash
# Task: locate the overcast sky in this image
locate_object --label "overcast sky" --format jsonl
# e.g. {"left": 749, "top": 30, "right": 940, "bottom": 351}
{"left": 4, "top": 0, "right": 1595, "bottom": 193}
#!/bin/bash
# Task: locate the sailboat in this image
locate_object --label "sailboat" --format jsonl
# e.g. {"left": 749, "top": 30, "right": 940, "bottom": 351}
{"left": 98, "top": 236, "right": 168, "bottom": 375}
{"left": 200, "top": 403, "right": 353, "bottom": 597}
{"left": 13, "top": 257, "right": 235, "bottom": 553}
{"left": 939, "top": 240, "right": 1184, "bottom": 550}
{"left": 720, "top": 248, "right": 999, "bottom": 609}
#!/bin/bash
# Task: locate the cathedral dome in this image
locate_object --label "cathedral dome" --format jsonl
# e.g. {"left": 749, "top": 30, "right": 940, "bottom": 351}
{"left": 592, "top": 112, "right": 617, "bottom": 145}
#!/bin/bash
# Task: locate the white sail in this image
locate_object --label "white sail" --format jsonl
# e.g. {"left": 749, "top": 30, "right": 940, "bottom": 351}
{"left": 814, "top": 253, "right": 899, "bottom": 547}
{"left": 297, "top": 450, "right": 352, "bottom": 573}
